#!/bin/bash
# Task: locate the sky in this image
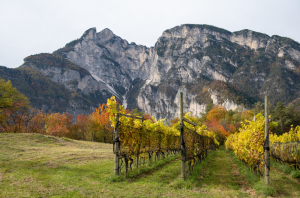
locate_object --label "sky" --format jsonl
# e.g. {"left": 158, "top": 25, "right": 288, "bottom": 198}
{"left": 1, "top": 0, "right": 300, "bottom": 68}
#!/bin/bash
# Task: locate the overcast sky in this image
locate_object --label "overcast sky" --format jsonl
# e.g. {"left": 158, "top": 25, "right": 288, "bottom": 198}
{"left": 1, "top": 0, "right": 299, "bottom": 68}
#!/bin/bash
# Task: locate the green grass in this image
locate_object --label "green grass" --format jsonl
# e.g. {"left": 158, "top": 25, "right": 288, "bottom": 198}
{"left": 108, "top": 154, "right": 181, "bottom": 182}
{"left": 227, "top": 148, "right": 300, "bottom": 197}
{"left": 189, "top": 147, "right": 249, "bottom": 197}
{"left": 270, "top": 157, "right": 300, "bottom": 179}
{"left": 226, "top": 149, "right": 276, "bottom": 196}
{"left": 1, "top": 133, "right": 300, "bottom": 197}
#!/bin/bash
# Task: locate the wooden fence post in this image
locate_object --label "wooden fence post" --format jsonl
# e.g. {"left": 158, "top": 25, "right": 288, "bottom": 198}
{"left": 114, "top": 103, "right": 120, "bottom": 175}
{"left": 180, "top": 92, "right": 186, "bottom": 180}
{"left": 265, "top": 95, "right": 270, "bottom": 185}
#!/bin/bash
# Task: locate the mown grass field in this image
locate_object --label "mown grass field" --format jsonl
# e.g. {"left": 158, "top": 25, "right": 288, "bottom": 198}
{"left": 0, "top": 133, "right": 299, "bottom": 197}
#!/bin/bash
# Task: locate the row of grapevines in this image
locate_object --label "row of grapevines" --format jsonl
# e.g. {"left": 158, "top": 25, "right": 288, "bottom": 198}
{"left": 225, "top": 113, "right": 278, "bottom": 173}
{"left": 107, "top": 96, "right": 181, "bottom": 163}
{"left": 270, "top": 125, "right": 300, "bottom": 143}
{"left": 270, "top": 126, "right": 300, "bottom": 167}
{"left": 168, "top": 112, "right": 219, "bottom": 167}
{"left": 107, "top": 96, "right": 219, "bottom": 169}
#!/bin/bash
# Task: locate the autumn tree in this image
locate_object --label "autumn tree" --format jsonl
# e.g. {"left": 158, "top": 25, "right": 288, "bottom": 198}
{"left": 91, "top": 104, "right": 113, "bottom": 142}
{"left": 45, "top": 112, "right": 73, "bottom": 137}
{"left": 73, "top": 114, "right": 93, "bottom": 140}
{"left": 206, "top": 106, "right": 227, "bottom": 122}
{"left": 0, "top": 78, "right": 31, "bottom": 133}
{"left": 27, "top": 109, "right": 47, "bottom": 134}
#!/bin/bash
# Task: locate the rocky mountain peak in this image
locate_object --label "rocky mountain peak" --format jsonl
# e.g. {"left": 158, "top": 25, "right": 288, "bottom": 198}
{"left": 83, "top": 27, "right": 97, "bottom": 41}
{"left": 231, "top": 29, "right": 270, "bottom": 50}
{"left": 14, "top": 24, "right": 300, "bottom": 121}
{"left": 96, "top": 28, "right": 115, "bottom": 42}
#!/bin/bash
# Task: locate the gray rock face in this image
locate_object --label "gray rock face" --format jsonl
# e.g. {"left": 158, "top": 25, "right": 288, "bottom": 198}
{"left": 23, "top": 63, "right": 108, "bottom": 95}
{"left": 64, "top": 28, "right": 156, "bottom": 98}
{"left": 20, "top": 55, "right": 113, "bottom": 119}
{"left": 45, "top": 24, "right": 300, "bottom": 120}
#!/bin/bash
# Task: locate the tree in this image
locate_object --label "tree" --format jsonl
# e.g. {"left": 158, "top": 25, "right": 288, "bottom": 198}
{"left": 45, "top": 113, "right": 73, "bottom": 137}
{"left": 251, "top": 101, "right": 264, "bottom": 115}
{"left": 73, "top": 114, "right": 92, "bottom": 140}
{"left": 273, "top": 102, "right": 287, "bottom": 133}
{"left": 0, "top": 78, "right": 29, "bottom": 112}
{"left": 27, "top": 109, "right": 47, "bottom": 134}
{"left": 0, "top": 78, "right": 30, "bottom": 133}
{"left": 285, "top": 104, "right": 300, "bottom": 129}
{"left": 206, "top": 106, "right": 227, "bottom": 122}
{"left": 200, "top": 101, "right": 213, "bottom": 121}
{"left": 91, "top": 104, "right": 113, "bottom": 142}
{"left": 0, "top": 101, "right": 29, "bottom": 133}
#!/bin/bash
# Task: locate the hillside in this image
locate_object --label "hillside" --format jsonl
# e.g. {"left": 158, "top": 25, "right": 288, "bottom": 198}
{"left": 1, "top": 53, "right": 115, "bottom": 117}
{"left": 0, "top": 66, "right": 71, "bottom": 113}
{"left": 0, "top": 133, "right": 299, "bottom": 197}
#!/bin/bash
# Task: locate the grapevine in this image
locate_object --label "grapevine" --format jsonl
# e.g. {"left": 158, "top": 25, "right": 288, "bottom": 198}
{"left": 163, "top": 112, "right": 219, "bottom": 173}
{"left": 269, "top": 126, "right": 300, "bottom": 169}
{"left": 225, "top": 113, "right": 278, "bottom": 174}
{"left": 106, "top": 96, "right": 219, "bottom": 174}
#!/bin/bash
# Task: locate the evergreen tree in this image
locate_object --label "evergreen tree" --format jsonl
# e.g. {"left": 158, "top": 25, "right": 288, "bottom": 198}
{"left": 273, "top": 102, "right": 286, "bottom": 133}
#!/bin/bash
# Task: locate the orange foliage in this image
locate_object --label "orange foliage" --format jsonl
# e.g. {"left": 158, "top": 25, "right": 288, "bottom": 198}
{"left": 0, "top": 100, "right": 31, "bottom": 133}
{"left": 45, "top": 113, "right": 73, "bottom": 137}
{"left": 228, "top": 124, "right": 237, "bottom": 134}
{"left": 72, "top": 114, "right": 92, "bottom": 140}
{"left": 205, "top": 117, "right": 233, "bottom": 143}
{"left": 92, "top": 104, "right": 111, "bottom": 131}
{"left": 91, "top": 104, "right": 113, "bottom": 142}
{"left": 143, "top": 113, "right": 155, "bottom": 122}
{"left": 27, "top": 109, "right": 47, "bottom": 134}
{"left": 206, "top": 106, "right": 226, "bottom": 122}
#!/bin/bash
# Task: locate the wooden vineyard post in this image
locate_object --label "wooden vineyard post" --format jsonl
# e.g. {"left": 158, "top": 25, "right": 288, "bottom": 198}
{"left": 114, "top": 103, "right": 120, "bottom": 175}
{"left": 264, "top": 95, "right": 270, "bottom": 185}
{"left": 136, "top": 145, "right": 140, "bottom": 168}
{"left": 180, "top": 92, "right": 186, "bottom": 180}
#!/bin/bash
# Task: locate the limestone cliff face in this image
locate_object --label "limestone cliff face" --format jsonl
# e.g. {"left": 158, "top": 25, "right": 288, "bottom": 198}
{"left": 23, "top": 62, "right": 108, "bottom": 95}
{"left": 26, "top": 24, "right": 300, "bottom": 120}
{"left": 130, "top": 24, "right": 300, "bottom": 119}
{"left": 20, "top": 53, "right": 113, "bottom": 119}
{"left": 58, "top": 28, "right": 156, "bottom": 98}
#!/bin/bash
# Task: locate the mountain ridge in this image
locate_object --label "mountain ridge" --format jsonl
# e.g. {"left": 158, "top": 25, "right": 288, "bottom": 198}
{"left": 3, "top": 24, "right": 300, "bottom": 120}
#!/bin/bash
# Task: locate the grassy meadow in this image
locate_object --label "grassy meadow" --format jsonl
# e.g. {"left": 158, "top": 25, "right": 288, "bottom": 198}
{"left": 0, "top": 133, "right": 299, "bottom": 197}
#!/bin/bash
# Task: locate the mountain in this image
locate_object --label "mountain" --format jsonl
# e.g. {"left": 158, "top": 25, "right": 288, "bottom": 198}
{"left": 0, "top": 66, "right": 71, "bottom": 113}
{"left": 0, "top": 54, "right": 113, "bottom": 118}
{"left": 5, "top": 24, "right": 300, "bottom": 120}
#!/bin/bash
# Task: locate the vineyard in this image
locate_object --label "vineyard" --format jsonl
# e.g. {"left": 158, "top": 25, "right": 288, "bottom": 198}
{"left": 1, "top": 133, "right": 300, "bottom": 197}
{"left": 107, "top": 93, "right": 300, "bottom": 192}
{"left": 270, "top": 125, "right": 300, "bottom": 169}
{"left": 106, "top": 95, "right": 219, "bottom": 178}
{"left": 225, "top": 114, "right": 300, "bottom": 175}
{"left": 1, "top": 75, "right": 300, "bottom": 196}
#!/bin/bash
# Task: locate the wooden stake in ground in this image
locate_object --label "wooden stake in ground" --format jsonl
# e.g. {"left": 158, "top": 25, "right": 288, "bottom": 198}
{"left": 114, "top": 104, "right": 120, "bottom": 175}
{"left": 180, "top": 92, "right": 186, "bottom": 180}
{"left": 264, "top": 95, "right": 270, "bottom": 185}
